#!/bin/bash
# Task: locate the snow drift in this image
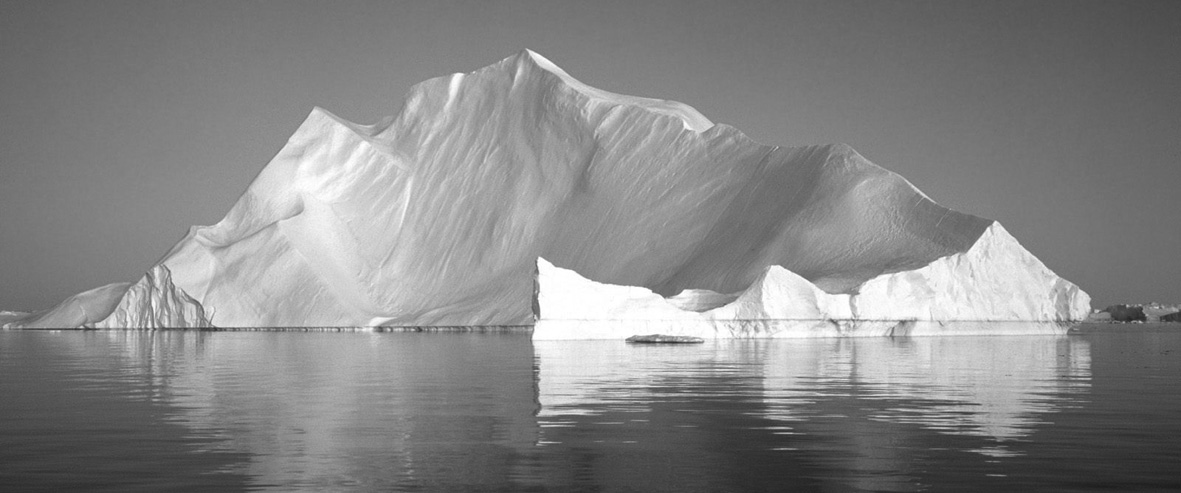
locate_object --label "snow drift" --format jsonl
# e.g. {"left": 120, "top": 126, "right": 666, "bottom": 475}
{"left": 3, "top": 50, "right": 1089, "bottom": 331}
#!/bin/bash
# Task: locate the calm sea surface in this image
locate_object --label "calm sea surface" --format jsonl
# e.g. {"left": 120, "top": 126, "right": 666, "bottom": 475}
{"left": 2, "top": 325, "right": 1179, "bottom": 492}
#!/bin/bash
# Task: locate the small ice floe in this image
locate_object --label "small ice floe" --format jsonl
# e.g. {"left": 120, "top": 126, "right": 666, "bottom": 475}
{"left": 625, "top": 334, "right": 705, "bottom": 344}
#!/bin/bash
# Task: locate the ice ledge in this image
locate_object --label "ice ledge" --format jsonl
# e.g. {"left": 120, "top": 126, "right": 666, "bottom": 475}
{"left": 532, "top": 223, "right": 1090, "bottom": 340}
{"left": 3, "top": 264, "right": 211, "bottom": 329}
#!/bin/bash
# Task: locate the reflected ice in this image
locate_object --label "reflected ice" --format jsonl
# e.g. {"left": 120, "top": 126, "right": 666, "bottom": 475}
{"left": 762, "top": 336, "right": 1092, "bottom": 443}
{"left": 28, "top": 331, "right": 540, "bottom": 490}
{"left": 3, "top": 328, "right": 1122, "bottom": 492}
{"left": 535, "top": 332, "right": 1092, "bottom": 489}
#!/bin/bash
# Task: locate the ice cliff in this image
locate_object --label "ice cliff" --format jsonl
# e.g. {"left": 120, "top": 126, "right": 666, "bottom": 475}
{"left": 534, "top": 222, "right": 1091, "bottom": 339}
{"left": 3, "top": 50, "right": 1090, "bottom": 331}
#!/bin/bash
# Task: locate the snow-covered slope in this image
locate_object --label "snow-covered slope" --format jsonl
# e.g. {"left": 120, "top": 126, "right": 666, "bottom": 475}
{"left": 10, "top": 265, "right": 210, "bottom": 329}
{"left": 3, "top": 50, "right": 1089, "bottom": 329}
{"left": 7, "top": 282, "right": 131, "bottom": 329}
{"left": 534, "top": 222, "right": 1090, "bottom": 339}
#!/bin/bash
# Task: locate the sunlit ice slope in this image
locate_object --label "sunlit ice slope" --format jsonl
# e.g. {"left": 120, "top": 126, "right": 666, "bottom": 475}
{"left": 11, "top": 265, "right": 210, "bottom": 329}
{"left": 534, "top": 222, "right": 1092, "bottom": 340}
{"left": 3, "top": 50, "right": 1088, "bottom": 328}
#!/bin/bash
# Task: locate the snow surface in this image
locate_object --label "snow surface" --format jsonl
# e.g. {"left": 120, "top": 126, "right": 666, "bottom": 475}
{"left": 10, "top": 282, "right": 131, "bottom": 329}
{"left": 3, "top": 49, "right": 1090, "bottom": 330}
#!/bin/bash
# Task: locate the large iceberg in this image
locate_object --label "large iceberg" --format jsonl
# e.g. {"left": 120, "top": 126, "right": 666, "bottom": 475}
{"left": 4, "top": 50, "right": 1089, "bottom": 331}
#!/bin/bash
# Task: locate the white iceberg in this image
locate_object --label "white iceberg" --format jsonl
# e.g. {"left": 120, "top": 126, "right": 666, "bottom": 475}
{"left": 533, "top": 220, "right": 1090, "bottom": 339}
{"left": 4, "top": 50, "right": 1089, "bottom": 330}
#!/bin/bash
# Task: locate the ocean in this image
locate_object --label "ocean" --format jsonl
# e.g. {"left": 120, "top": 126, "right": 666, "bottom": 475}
{"left": 2, "top": 324, "right": 1178, "bottom": 491}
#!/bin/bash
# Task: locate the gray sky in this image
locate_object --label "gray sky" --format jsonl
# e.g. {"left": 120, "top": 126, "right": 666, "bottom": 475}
{"left": 1, "top": 0, "right": 1178, "bottom": 311}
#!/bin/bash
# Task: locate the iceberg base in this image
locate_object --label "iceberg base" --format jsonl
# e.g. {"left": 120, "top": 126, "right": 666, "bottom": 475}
{"left": 532, "top": 319, "right": 1076, "bottom": 340}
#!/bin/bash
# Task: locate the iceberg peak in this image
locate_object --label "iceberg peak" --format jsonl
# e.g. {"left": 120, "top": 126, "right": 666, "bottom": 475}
{"left": 508, "top": 49, "right": 715, "bottom": 132}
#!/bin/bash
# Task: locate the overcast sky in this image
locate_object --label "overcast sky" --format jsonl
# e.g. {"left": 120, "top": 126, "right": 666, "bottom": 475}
{"left": 1, "top": 0, "right": 1178, "bottom": 311}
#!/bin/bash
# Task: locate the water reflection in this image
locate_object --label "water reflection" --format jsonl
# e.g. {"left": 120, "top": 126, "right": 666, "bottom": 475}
{"left": 3, "top": 330, "right": 1097, "bottom": 491}
{"left": 7, "top": 331, "right": 539, "bottom": 490}
{"left": 534, "top": 335, "right": 1091, "bottom": 490}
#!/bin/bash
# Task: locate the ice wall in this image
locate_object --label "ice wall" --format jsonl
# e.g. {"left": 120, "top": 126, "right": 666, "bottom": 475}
{"left": 533, "top": 223, "right": 1090, "bottom": 339}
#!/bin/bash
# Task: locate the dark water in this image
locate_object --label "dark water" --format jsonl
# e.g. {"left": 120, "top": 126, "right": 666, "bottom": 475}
{"left": 2, "top": 325, "right": 1179, "bottom": 492}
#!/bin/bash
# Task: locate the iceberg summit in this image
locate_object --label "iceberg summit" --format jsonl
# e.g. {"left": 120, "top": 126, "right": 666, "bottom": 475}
{"left": 4, "top": 50, "right": 1090, "bottom": 335}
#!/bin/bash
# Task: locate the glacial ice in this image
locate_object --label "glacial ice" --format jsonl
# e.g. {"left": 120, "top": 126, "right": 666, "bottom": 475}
{"left": 3, "top": 49, "right": 1090, "bottom": 331}
{"left": 533, "top": 221, "right": 1091, "bottom": 340}
{"left": 12, "top": 265, "right": 210, "bottom": 329}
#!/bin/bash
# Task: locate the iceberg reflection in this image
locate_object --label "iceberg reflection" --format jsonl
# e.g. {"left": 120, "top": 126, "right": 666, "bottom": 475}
{"left": 758, "top": 335, "right": 1092, "bottom": 442}
{"left": 19, "top": 328, "right": 1092, "bottom": 491}
{"left": 64, "top": 331, "right": 540, "bottom": 490}
{"left": 534, "top": 331, "right": 1091, "bottom": 489}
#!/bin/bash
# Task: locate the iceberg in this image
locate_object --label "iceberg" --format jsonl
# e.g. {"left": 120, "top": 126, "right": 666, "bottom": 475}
{"left": 3, "top": 50, "right": 1089, "bottom": 331}
{"left": 533, "top": 221, "right": 1090, "bottom": 339}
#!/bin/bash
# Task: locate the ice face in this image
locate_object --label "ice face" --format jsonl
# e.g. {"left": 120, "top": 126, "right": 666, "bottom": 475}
{"left": 533, "top": 223, "right": 1091, "bottom": 340}
{"left": 6, "top": 50, "right": 1088, "bottom": 329}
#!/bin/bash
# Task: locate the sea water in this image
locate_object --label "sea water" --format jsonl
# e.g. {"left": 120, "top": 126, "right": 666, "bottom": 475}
{"left": 1, "top": 325, "right": 1179, "bottom": 491}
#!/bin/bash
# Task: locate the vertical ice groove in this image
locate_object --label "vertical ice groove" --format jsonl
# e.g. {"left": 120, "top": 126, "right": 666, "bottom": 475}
{"left": 444, "top": 73, "right": 464, "bottom": 113}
